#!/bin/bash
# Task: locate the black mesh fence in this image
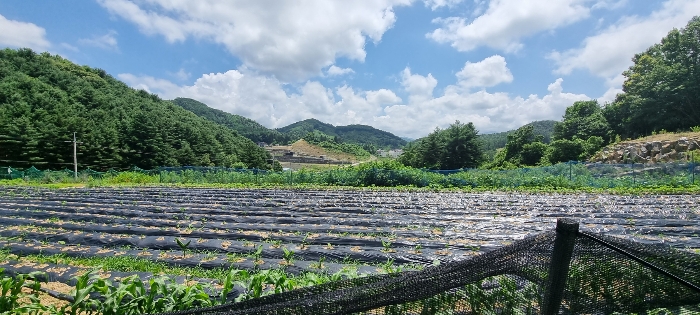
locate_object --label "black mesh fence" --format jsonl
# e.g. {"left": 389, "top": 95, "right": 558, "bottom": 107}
{"left": 153, "top": 219, "right": 700, "bottom": 315}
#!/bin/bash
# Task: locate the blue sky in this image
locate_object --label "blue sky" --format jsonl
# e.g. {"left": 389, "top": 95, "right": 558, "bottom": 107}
{"left": 1, "top": 0, "right": 698, "bottom": 138}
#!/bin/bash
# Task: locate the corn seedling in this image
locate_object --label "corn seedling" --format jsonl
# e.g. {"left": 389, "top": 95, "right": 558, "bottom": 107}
{"left": 175, "top": 238, "right": 191, "bottom": 258}
{"left": 381, "top": 239, "right": 393, "bottom": 252}
{"left": 282, "top": 247, "right": 295, "bottom": 265}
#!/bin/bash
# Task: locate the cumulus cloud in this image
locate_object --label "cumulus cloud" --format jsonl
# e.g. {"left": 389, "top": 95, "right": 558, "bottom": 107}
{"left": 376, "top": 74, "right": 589, "bottom": 136}
{"left": 120, "top": 65, "right": 589, "bottom": 138}
{"left": 326, "top": 65, "right": 355, "bottom": 76}
{"left": 456, "top": 55, "right": 513, "bottom": 89}
{"left": 548, "top": 0, "right": 700, "bottom": 102}
{"left": 79, "top": 30, "right": 119, "bottom": 50}
{"left": 97, "top": 0, "right": 412, "bottom": 81}
{"left": 401, "top": 67, "right": 437, "bottom": 104}
{"left": 0, "top": 14, "right": 50, "bottom": 51}
{"left": 427, "top": 0, "right": 590, "bottom": 52}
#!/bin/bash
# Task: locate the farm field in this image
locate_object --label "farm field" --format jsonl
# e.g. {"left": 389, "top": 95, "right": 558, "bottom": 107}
{"left": 0, "top": 186, "right": 699, "bottom": 311}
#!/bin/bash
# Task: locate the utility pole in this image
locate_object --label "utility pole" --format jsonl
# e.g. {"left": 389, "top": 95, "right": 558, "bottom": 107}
{"left": 64, "top": 132, "right": 82, "bottom": 180}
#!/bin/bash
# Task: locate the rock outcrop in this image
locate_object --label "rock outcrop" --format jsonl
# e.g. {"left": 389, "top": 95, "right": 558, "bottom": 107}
{"left": 590, "top": 136, "right": 700, "bottom": 164}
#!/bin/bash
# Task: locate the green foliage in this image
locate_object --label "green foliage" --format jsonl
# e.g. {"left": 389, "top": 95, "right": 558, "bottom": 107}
{"left": 175, "top": 238, "right": 191, "bottom": 258}
{"left": 0, "top": 268, "right": 44, "bottom": 313}
{"left": 484, "top": 125, "right": 547, "bottom": 169}
{"left": 604, "top": 16, "right": 700, "bottom": 138}
{"left": 552, "top": 100, "right": 611, "bottom": 143}
{"left": 398, "top": 121, "right": 482, "bottom": 170}
{"left": 547, "top": 136, "right": 605, "bottom": 164}
{"left": 0, "top": 48, "right": 271, "bottom": 170}
{"left": 479, "top": 120, "right": 556, "bottom": 158}
{"left": 171, "top": 98, "right": 290, "bottom": 145}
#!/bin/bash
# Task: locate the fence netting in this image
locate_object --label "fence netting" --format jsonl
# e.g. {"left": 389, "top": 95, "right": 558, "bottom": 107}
{"left": 155, "top": 220, "right": 700, "bottom": 315}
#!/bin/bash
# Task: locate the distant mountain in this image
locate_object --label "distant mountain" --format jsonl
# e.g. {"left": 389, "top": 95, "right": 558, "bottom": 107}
{"left": 171, "top": 98, "right": 290, "bottom": 144}
{"left": 277, "top": 119, "right": 407, "bottom": 149}
{"left": 400, "top": 137, "right": 415, "bottom": 143}
{"left": 276, "top": 118, "right": 337, "bottom": 141}
{"left": 479, "top": 120, "right": 557, "bottom": 154}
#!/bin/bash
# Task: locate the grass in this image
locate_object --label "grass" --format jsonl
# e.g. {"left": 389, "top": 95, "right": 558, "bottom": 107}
{"left": 3, "top": 159, "right": 700, "bottom": 195}
{"left": 2, "top": 176, "right": 700, "bottom": 195}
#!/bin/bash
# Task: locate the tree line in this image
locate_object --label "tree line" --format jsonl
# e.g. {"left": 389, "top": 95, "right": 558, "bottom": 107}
{"left": 0, "top": 48, "right": 272, "bottom": 170}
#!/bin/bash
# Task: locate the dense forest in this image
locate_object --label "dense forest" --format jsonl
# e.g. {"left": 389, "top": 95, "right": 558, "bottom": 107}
{"left": 277, "top": 118, "right": 407, "bottom": 149}
{"left": 0, "top": 48, "right": 271, "bottom": 170}
{"left": 171, "top": 97, "right": 291, "bottom": 145}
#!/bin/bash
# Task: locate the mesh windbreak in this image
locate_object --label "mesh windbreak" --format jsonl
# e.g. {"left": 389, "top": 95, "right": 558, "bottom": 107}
{"left": 152, "top": 230, "right": 700, "bottom": 315}
{"left": 563, "top": 232, "right": 700, "bottom": 314}
{"left": 156, "top": 233, "right": 556, "bottom": 315}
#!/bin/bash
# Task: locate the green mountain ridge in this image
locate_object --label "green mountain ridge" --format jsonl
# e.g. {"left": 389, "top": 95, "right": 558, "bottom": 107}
{"left": 171, "top": 98, "right": 290, "bottom": 144}
{"left": 172, "top": 97, "right": 408, "bottom": 150}
{"left": 277, "top": 118, "right": 407, "bottom": 149}
{"left": 0, "top": 48, "right": 271, "bottom": 170}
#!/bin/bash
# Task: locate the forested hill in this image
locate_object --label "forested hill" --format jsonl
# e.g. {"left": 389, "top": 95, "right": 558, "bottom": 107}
{"left": 171, "top": 98, "right": 290, "bottom": 144}
{"left": 479, "top": 120, "right": 556, "bottom": 152}
{"left": 277, "top": 118, "right": 407, "bottom": 149}
{"left": 0, "top": 48, "right": 271, "bottom": 170}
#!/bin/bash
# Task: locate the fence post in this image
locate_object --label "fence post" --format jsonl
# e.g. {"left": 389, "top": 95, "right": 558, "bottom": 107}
{"left": 542, "top": 218, "right": 579, "bottom": 315}
{"left": 568, "top": 161, "right": 572, "bottom": 181}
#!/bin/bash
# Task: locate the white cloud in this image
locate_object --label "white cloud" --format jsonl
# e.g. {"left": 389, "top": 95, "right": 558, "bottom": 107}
{"left": 423, "top": 0, "right": 464, "bottom": 10}
{"left": 97, "top": 0, "right": 412, "bottom": 81}
{"left": 0, "top": 14, "right": 50, "bottom": 51}
{"left": 456, "top": 55, "right": 513, "bottom": 89}
{"left": 401, "top": 67, "right": 437, "bottom": 104}
{"left": 549, "top": 0, "right": 700, "bottom": 93}
{"left": 378, "top": 75, "right": 589, "bottom": 136}
{"left": 120, "top": 66, "right": 589, "bottom": 138}
{"left": 79, "top": 30, "right": 119, "bottom": 50}
{"left": 326, "top": 65, "right": 355, "bottom": 76}
{"left": 427, "top": 0, "right": 590, "bottom": 52}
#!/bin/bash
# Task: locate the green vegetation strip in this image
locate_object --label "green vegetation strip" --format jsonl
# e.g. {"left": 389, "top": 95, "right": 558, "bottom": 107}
{"left": 0, "top": 249, "right": 369, "bottom": 314}
{"left": 2, "top": 167, "right": 699, "bottom": 195}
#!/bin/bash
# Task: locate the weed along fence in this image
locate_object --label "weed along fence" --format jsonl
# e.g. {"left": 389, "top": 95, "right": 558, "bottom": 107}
{"left": 154, "top": 218, "right": 700, "bottom": 315}
{"left": 2, "top": 161, "right": 699, "bottom": 189}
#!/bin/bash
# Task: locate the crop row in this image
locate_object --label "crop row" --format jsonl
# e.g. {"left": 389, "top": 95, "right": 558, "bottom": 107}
{"left": 0, "top": 186, "right": 699, "bottom": 313}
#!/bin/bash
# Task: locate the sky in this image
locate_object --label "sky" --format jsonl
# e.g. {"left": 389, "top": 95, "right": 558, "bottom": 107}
{"left": 1, "top": 0, "right": 699, "bottom": 139}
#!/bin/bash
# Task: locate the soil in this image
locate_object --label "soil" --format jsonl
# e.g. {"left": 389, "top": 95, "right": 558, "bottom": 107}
{"left": 267, "top": 139, "right": 359, "bottom": 163}
{"left": 19, "top": 282, "right": 75, "bottom": 312}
